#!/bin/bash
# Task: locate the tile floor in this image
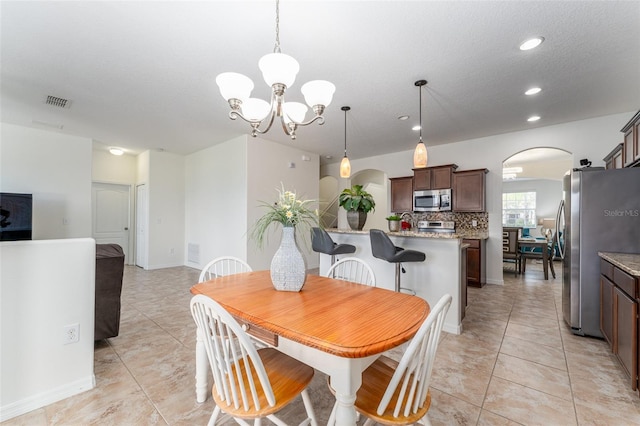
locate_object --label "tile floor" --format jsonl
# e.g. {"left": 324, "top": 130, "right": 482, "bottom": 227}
{"left": 4, "top": 261, "right": 640, "bottom": 425}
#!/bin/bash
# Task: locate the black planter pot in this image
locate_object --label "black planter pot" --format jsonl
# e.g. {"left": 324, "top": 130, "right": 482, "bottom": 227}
{"left": 347, "top": 210, "right": 368, "bottom": 230}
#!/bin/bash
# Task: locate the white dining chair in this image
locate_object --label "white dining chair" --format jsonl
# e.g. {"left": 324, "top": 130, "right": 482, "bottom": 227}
{"left": 325, "top": 257, "right": 376, "bottom": 287}
{"left": 327, "top": 293, "right": 452, "bottom": 426}
{"left": 190, "top": 295, "right": 318, "bottom": 426}
{"left": 198, "top": 256, "right": 252, "bottom": 283}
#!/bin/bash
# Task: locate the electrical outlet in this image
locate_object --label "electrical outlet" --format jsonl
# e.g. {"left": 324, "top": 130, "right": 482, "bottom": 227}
{"left": 64, "top": 323, "right": 79, "bottom": 344}
{"left": 472, "top": 220, "right": 478, "bottom": 227}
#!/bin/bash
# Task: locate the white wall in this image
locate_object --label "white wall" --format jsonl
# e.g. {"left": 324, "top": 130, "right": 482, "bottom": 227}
{"left": 184, "top": 136, "right": 248, "bottom": 269}
{"left": 92, "top": 148, "right": 137, "bottom": 184}
{"left": 246, "top": 137, "right": 320, "bottom": 271}
{"left": 322, "top": 111, "right": 634, "bottom": 285}
{"left": 146, "top": 150, "right": 185, "bottom": 269}
{"left": 503, "top": 178, "right": 563, "bottom": 236}
{"left": 0, "top": 238, "right": 96, "bottom": 421}
{"left": 0, "top": 123, "right": 92, "bottom": 239}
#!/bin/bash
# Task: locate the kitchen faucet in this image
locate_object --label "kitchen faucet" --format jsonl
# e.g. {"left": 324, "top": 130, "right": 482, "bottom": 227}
{"left": 400, "top": 211, "right": 417, "bottom": 229}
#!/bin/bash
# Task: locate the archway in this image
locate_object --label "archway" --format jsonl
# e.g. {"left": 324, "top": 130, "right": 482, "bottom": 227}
{"left": 502, "top": 147, "right": 572, "bottom": 235}
{"left": 320, "top": 169, "right": 388, "bottom": 230}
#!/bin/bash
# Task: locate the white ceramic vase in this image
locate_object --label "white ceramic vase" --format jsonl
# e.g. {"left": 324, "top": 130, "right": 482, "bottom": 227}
{"left": 270, "top": 226, "right": 307, "bottom": 292}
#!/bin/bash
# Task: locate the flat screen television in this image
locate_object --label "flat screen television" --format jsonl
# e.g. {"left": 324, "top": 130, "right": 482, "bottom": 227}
{"left": 0, "top": 192, "right": 33, "bottom": 241}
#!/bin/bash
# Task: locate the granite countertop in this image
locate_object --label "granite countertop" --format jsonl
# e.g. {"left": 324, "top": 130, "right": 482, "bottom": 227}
{"left": 598, "top": 252, "right": 640, "bottom": 277}
{"left": 326, "top": 228, "right": 489, "bottom": 240}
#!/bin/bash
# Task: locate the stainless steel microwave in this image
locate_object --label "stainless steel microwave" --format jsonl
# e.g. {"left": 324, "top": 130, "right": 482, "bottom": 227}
{"left": 413, "top": 188, "right": 452, "bottom": 212}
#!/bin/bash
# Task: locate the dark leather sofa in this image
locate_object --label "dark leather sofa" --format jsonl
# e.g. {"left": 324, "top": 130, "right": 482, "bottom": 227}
{"left": 95, "top": 244, "right": 125, "bottom": 340}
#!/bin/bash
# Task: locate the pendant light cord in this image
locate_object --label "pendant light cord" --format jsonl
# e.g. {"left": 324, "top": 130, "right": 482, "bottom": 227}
{"left": 415, "top": 79, "right": 427, "bottom": 144}
{"left": 419, "top": 83, "right": 423, "bottom": 143}
{"left": 344, "top": 109, "right": 347, "bottom": 156}
{"left": 341, "top": 106, "right": 350, "bottom": 157}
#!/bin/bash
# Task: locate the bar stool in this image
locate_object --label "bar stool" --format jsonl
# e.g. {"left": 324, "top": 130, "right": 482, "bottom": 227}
{"left": 311, "top": 227, "right": 356, "bottom": 266}
{"left": 370, "top": 229, "right": 425, "bottom": 295}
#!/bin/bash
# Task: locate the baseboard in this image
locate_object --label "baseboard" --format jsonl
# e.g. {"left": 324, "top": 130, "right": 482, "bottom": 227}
{"left": 486, "top": 278, "right": 504, "bottom": 285}
{"left": 0, "top": 375, "right": 95, "bottom": 422}
{"left": 443, "top": 323, "right": 462, "bottom": 335}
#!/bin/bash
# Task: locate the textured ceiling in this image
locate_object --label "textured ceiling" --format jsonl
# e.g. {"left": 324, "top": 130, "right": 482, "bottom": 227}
{"left": 1, "top": 1, "right": 639, "bottom": 166}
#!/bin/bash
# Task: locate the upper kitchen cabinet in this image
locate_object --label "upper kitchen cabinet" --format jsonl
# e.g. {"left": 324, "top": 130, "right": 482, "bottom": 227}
{"left": 413, "top": 164, "right": 458, "bottom": 191}
{"left": 604, "top": 143, "right": 624, "bottom": 169}
{"left": 389, "top": 176, "right": 413, "bottom": 213}
{"left": 453, "top": 168, "right": 488, "bottom": 212}
{"left": 622, "top": 110, "right": 640, "bottom": 168}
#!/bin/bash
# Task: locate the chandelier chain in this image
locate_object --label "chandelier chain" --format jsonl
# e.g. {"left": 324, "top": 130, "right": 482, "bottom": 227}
{"left": 216, "top": 0, "right": 334, "bottom": 139}
{"left": 274, "top": 0, "right": 281, "bottom": 53}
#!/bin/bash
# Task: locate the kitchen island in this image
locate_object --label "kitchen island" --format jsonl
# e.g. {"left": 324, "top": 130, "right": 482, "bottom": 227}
{"left": 321, "top": 228, "right": 489, "bottom": 334}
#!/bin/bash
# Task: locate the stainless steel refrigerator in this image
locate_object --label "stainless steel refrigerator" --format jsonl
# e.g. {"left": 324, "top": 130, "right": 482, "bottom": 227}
{"left": 561, "top": 166, "right": 640, "bottom": 337}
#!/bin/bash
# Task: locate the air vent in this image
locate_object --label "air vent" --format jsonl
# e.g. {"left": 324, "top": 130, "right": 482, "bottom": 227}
{"left": 45, "top": 95, "right": 72, "bottom": 109}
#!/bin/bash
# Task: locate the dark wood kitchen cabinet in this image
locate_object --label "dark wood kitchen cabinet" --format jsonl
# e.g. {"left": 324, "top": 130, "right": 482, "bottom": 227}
{"left": 622, "top": 110, "right": 640, "bottom": 168}
{"left": 389, "top": 176, "right": 413, "bottom": 213}
{"left": 615, "top": 286, "right": 637, "bottom": 384}
{"left": 453, "top": 169, "right": 487, "bottom": 212}
{"left": 604, "top": 143, "right": 624, "bottom": 170}
{"left": 600, "top": 257, "right": 639, "bottom": 392}
{"left": 600, "top": 274, "right": 614, "bottom": 348}
{"left": 413, "top": 164, "right": 457, "bottom": 191}
{"left": 463, "top": 238, "right": 485, "bottom": 288}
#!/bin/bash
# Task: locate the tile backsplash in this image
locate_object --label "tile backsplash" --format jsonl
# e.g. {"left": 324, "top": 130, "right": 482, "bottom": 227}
{"left": 407, "top": 212, "right": 489, "bottom": 231}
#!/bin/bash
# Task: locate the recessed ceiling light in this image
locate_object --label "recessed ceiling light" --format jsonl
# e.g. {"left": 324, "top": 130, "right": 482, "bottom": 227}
{"left": 527, "top": 115, "right": 541, "bottom": 122}
{"left": 109, "top": 147, "right": 124, "bottom": 156}
{"left": 525, "top": 87, "right": 542, "bottom": 95}
{"left": 412, "top": 125, "right": 421, "bottom": 131}
{"left": 325, "top": 155, "right": 333, "bottom": 159}
{"left": 519, "top": 37, "right": 544, "bottom": 51}
{"left": 398, "top": 115, "right": 409, "bottom": 121}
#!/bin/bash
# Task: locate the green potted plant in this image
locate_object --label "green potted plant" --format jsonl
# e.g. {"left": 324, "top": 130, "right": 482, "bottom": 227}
{"left": 339, "top": 184, "right": 375, "bottom": 230}
{"left": 386, "top": 214, "right": 401, "bottom": 232}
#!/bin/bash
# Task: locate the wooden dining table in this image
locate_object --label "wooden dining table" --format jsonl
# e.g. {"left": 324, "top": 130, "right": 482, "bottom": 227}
{"left": 518, "top": 238, "right": 551, "bottom": 280}
{"left": 190, "top": 270, "right": 430, "bottom": 426}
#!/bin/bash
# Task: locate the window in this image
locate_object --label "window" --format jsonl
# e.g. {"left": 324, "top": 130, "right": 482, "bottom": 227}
{"left": 502, "top": 192, "right": 536, "bottom": 228}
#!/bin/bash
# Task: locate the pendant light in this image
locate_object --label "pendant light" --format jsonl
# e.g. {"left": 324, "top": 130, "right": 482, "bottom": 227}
{"left": 340, "top": 106, "right": 351, "bottom": 178}
{"left": 413, "top": 79, "right": 428, "bottom": 168}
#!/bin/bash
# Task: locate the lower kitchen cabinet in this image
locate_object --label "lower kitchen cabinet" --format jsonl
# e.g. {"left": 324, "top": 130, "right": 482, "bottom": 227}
{"left": 615, "top": 286, "right": 637, "bottom": 384}
{"left": 463, "top": 238, "right": 485, "bottom": 288}
{"left": 460, "top": 244, "right": 468, "bottom": 320}
{"left": 600, "top": 257, "right": 639, "bottom": 393}
{"left": 600, "top": 274, "right": 614, "bottom": 348}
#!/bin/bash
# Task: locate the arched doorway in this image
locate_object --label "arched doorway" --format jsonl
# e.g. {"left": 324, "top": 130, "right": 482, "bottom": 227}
{"left": 502, "top": 147, "right": 572, "bottom": 235}
{"left": 501, "top": 147, "right": 572, "bottom": 276}
{"left": 320, "top": 169, "right": 388, "bottom": 230}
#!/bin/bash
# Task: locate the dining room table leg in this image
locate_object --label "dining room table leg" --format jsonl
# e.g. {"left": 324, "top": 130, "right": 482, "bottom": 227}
{"left": 542, "top": 244, "right": 549, "bottom": 280}
{"left": 195, "top": 328, "right": 209, "bottom": 403}
{"left": 328, "top": 369, "right": 360, "bottom": 426}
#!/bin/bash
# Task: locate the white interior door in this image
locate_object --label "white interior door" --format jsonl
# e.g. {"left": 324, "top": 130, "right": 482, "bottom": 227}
{"left": 92, "top": 182, "right": 131, "bottom": 263}
{"left": 135, "top": 184, "right": 148, "bottom": 269}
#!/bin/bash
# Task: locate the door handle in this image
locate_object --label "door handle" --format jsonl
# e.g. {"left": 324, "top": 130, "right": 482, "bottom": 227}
{"left": 124, "top": 227, "right": 129, "bottom": 231}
